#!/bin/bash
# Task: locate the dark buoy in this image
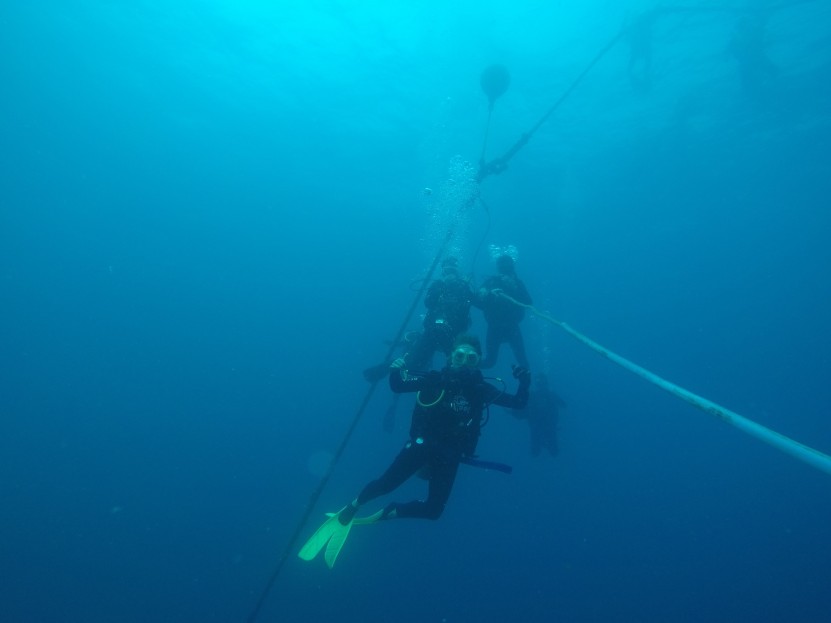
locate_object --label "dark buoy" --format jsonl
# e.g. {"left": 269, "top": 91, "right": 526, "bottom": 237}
{"left": 480, "top": 64, "right": 510, "bottom": 108}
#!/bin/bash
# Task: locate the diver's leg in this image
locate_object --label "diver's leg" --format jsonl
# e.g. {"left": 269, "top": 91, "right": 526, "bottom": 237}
{"left": 388, "top": 451, "right": 461, "bottom": 520}
{"left": 508, "top": 325, "right": 530, "bottom": 369}
{"left": 355, "top": 441, "right": 426, "bottom": 506}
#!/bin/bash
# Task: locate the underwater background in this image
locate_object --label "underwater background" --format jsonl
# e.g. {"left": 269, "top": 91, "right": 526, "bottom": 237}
{"left": 2, "top": 1, "right": 830, "bottom": 622}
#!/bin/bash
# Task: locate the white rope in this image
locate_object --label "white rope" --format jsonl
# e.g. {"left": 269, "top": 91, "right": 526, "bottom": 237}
{"left": 498, "top": 292, "right": 831, "bottom": 476}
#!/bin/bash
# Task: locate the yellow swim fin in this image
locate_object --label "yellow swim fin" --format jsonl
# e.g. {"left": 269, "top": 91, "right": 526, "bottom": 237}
{"left": 298, "top": 507, "right": 386, "bottom": 568}
{"left": 298, "top": 508, "right": 347, "bottom": 563}
{"left": 323, "top": 518, "right": 354, "bottom": 568}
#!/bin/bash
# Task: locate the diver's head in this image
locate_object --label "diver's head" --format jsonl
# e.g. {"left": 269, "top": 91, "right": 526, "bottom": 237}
{"left": 496, "top": 254, "right": 515, "bottom": 275}
{"left": 441, "top": 256, "right": 460, "bottom": 280}
{"left": 449, "top": 334, "right": 482, "bottom": 369}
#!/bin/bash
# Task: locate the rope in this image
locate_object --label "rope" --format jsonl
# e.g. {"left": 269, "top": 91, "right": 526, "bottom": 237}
{"left": 477, "top": 25, "right": 629, "bottom": 182}
{"left": 496, "top": 292, "right": 831, "bottom": 477}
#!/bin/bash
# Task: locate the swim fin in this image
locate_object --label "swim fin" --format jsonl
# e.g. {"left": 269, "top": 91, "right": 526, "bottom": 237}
{"left": 323, "top": 517, "right": 353, "bottom": 568}
{"left": 298, "top": 507, "right": 385, "bottom": 568}
{"left": 298, "top": 508, "right": 349, "bottom": 566}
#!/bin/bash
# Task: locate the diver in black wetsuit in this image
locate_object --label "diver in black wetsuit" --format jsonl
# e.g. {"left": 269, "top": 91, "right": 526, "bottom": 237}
{"left": 298, "top": 334, "right": 531, "bottom": 568}
{"left": 352, "top": 335, "right": 529, "bottom": 522}
{"left": 474, "top": 254, "right": 532, "bottom": 369}
{"left": 404, "top": 256, "right": 474, "bottom": 371}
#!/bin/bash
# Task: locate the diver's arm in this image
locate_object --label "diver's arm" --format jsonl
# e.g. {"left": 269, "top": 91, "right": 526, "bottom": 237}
{"left": 490, "top": 367, "right": 531, "bottom": 409}
{"left": 473, "top": 276, "right": 499, "bottom": 309}
{"left": 389, "top": 361, "right": 440, "bottom": 394}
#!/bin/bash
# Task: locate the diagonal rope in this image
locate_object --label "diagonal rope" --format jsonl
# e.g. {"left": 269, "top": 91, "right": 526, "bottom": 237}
{"left": 497, "top": 291, "right": 831, "bottom": 476}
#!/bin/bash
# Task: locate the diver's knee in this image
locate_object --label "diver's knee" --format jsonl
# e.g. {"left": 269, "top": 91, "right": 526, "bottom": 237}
{"left": 423, "top": 502, "right": 446, "bottom": 520}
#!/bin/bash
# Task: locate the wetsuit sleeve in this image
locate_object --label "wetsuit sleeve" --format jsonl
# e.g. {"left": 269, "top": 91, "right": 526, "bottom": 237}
{"left": 487, "top": 376, "right": 530, "bottom": 409}
{"left": 481, "top": 276, "right": 498, "bottom": 292}
{"left": 389, "top": 367, "right": 441, "bottom": 394}
{"left": 472, "top": 277, "right": 497, "bottom": 309}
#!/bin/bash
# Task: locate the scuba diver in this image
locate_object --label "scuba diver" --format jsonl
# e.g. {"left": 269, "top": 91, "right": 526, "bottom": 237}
{"left": 299, "top": 334, "right": 530, "bottom": 568}
{"left": 362, "top": 256, "right": 473, "bottom": 383}
{"left": 404, "top": 256, "right": 474, "bottom": 370}
{"left": 473, "top": 253, "right": 533, "bottom": 369}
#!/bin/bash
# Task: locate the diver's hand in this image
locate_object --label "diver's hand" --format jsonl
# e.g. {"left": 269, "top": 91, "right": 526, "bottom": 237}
{"left": 491, "top": 288, "right": 504, "bottom": 297}
{"left": 391, "top": 358, "right": 406, "bottom": 369}
{"left": 511, "top": 365, "right": 531, "bottom": 386}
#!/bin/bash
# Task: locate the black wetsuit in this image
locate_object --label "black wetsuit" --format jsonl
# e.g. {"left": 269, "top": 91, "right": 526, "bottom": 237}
{"left": 354, "top": 365, "right": 529, "bottom": 520}
{"left": 475, "top": 273, "right": 532, "bottom": 369}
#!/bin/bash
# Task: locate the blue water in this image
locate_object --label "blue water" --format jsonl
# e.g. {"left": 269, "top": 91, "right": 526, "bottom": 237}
{"left": 2, "top": 1, "right": 830, "bottom": 622}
